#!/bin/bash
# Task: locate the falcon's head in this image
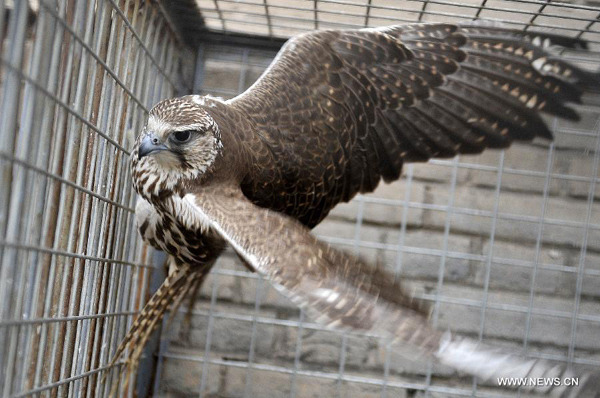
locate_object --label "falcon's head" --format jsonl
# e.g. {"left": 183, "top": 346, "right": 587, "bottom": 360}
{"left": 131, "top": 96, "right": 223, "bottom": 200}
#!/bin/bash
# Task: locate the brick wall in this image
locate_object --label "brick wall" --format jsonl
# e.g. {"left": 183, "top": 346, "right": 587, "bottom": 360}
{"left": 155, "top": 44, "right": 600, "bottom": 397}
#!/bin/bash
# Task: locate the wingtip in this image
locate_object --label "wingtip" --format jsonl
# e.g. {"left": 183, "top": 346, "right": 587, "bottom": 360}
{"left": 537, "top": 127, "right": 554, "bottom": 141}
{"left": 560, "top": 105, "right": 582, "bottom": 122}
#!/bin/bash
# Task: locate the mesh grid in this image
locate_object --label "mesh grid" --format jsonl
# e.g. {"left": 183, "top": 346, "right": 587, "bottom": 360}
{"left": 0, "top": 1, "right": 189, "bottom": 396}
{"left": 1, "top": 0, "right": 599, "bottom": 397}
{"left": 154, "top": 6, "right": 600, "bottom": 397}
{"left": 195, "top": 0, "right": 600, "bottom": 45}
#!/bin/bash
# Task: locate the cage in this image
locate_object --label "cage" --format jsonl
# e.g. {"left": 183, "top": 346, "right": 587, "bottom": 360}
{"left": 0, "top": 0, "right": 599, "bottom": 397}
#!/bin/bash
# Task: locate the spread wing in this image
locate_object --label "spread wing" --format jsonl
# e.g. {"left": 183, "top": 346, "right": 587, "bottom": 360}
{"left": 185, "top": 184, "right": 435, "bottom": 345}
{"left": 175, "top": 184, "right": 599, "bottom": 395}
{"left": 229, "top": 23, "right": 598, "bottom": 222}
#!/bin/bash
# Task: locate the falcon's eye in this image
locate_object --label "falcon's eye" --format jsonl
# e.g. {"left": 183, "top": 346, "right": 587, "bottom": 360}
{"left": 170, "top": 130, "right": 193, "bottom": 144}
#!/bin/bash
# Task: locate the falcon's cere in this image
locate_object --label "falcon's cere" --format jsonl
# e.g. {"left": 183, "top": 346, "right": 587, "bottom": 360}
{"left": 107, "top": 23, "right": 600, "bottom": 395}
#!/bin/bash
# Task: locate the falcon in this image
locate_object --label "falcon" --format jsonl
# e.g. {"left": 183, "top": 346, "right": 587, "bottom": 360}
{"left": 106, "top": 23, "right": 600, "bottom": 395}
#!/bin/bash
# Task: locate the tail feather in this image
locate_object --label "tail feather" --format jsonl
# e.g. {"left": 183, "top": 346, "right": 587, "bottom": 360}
{"left": 164, "top": 265, "right": 210, "bottom": 335}
{"left": 113, "top": 272, "right": 196, "bottom": 397}
{"left": 432, "top": 333, "right": 599, "bottom": 397}
{"left": 108, "top": 263, "right": 192, "bottom": 368}
{"left": 102, "top": 261, "right": 210, "bottom": 394}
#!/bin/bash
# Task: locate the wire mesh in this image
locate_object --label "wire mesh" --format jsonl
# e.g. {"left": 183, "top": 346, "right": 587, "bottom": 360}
{"left": 0, "top": 0, "right": 190, "bottom": 396}
{"left": 152, "top": 2, "right": 600, "bottom": 397}
{"left": 1, "top": 0, "right": 599, "bottom": 397}
{"left": 195, "top": 0, "right": 600, "bottom": 46}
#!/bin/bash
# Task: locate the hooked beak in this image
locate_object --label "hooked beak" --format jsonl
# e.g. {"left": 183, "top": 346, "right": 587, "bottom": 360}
{"left": 138, "top": 134, "right": 168, "bottom": 159}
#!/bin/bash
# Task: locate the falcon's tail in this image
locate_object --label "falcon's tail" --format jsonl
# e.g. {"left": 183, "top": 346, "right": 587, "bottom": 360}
{"left": 430, "top": 333, "right": 600, "bottom": 397}
{"left": 102, "top": 261, "right": 206, "bottom": 394}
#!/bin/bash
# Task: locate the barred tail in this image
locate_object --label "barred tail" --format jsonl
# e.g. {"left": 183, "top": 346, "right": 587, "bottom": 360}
{"left": 108, "top": 263, "right": 192, "bottom": 368}
{"left": 103, "top": 260, "right": 210, "bottom": 394}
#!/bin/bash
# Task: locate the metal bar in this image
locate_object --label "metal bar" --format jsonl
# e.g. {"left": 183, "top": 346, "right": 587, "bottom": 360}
{"left": 364, "top": 0, "right": 372, "bottom": 27}
{"left": 382, "top": 165, "right": 414, "bottom": 398}
{"left": 242, "top": 277, "right": 265, "bottom": 397}
{"left": 0, "top": 0, "right": 187, "bottom": 395}
{"left": 314, "top": 0, "right": 318, "bottom": 30}
{"left": 0, "top": 152, "right": 135, "bottom": 212}
{"left": 212, "top": 0, "right": 226, "bottom": 32}
{"left": 178, "top": 298, "right": 600, "bottom": 339}
{"left": 263, "top": 0, "right": 273, "bottom": 37}
{"left": 568, "top": 121, "right": 600, "bottom": 363}
{"left": 318, "top": 235, "right": 600, "bottom": 278}
{"left": 33, "top": 0, "right": 84, "bottom": 388}
{"left": 198, "top": 273, "right": 221, "bottom": 398}
{"left": 2, "top": 0, "right": 50, "bottom": 391}
{"left": 0, "top": 57, "right": 131, "bottom": 155}
{"left": 163, "top": 351, "right": 596, "bottom": 397}
{"left": 472, "top": 150, "right": 506, "bottom": 395}
{"left": 424, "top": 156, "right": 460, "bottom": 392}
{"left": 523, "top": 0, "right": 549, "bottom": 32}
{"left": 105, "top": 0, "right": 180, "bottom": 90}
{"left": 199, "top": 15, "right": 600, "bottom": 44}
{"left": 206, "top": 0, "right": 600, "bottom": 29}
{"left": 13, "top": 364, "right": 120, "bottom": 398}
{"left": 289, "top": 310, "right": 306, "bottom": 398}
{"left": 37, "top": 0, "right": 150, "bottom": 114}
{"left": 0, "top": 1, "right": 38, "bottom": 394}
{"left": 256, "top": 0, "right": 600, "bottom": 17}
{"left": 0, "top": 311, "right": 138, "bottom": 328}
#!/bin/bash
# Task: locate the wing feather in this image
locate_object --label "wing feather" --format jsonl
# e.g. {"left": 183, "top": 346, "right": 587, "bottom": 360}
{"left": 177, "top": 184, "right": 599, "bottom": 395}
{"left": 230, "top": 22, "right": 598, "bottom": 225}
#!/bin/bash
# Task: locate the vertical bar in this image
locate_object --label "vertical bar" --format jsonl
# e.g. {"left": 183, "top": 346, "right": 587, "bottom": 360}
{"left": 148, "top": 254, "right": 169, "bottom": 398}
{"left": 417, "top": 0, "right": 428, "bottom": 23}
{"left": 520, "top": 133, "right": 556, "bottom": 397}
{"left": 568, "top": 120, "right": 600, "bottom": 364}
{"left": 198, "top": 275, "right": 221, "bottom": 398}
{"left": 0, "top": 0, "right": 184, "bottom": 395}
{"left": 364, "top": 0, "right": 373, "bottom": 27}
{"left": 263, "top": 0, "right": 273, "bottom": 38}
{"left": 92, "top": 0, "right": 143, "bottom": 388}
{"left": 314, "top": 0, "right": 318, "bottom": 30}
{"left": 288, "top": 310, "right": 305, "bottom": 398}
{"left": 193, "top": 44, "right": 206, "bottom": 94}
{"left": 524, "top": 0, "right": 550, "bottom": 31}
{"left": 381, "top": 164, "right": 414, "bottom": 398}
{"left": 242, "top": 277, "right": 265, "bottom": 398}
{"left": 13, "top": 4, "right": 53, "bottom": 393}
{"left": 424, "top": 156, "right": 460, "bottom": 394}
{"left": 471, "top": 150, "right": 505, "bottom": 395}
{"left": 0, "top": 2, "right": 37, "bottom": 395}
{"left": 212, "top": 0, "right": 226, "bottom": 32}
{"left": 32, "top": 0, "right": 74, "bottom": 389}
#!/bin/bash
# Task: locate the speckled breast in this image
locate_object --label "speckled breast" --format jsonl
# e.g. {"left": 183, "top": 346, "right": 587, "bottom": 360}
{"left": 135, "top": 197, "right": 225, "bottom": 267}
